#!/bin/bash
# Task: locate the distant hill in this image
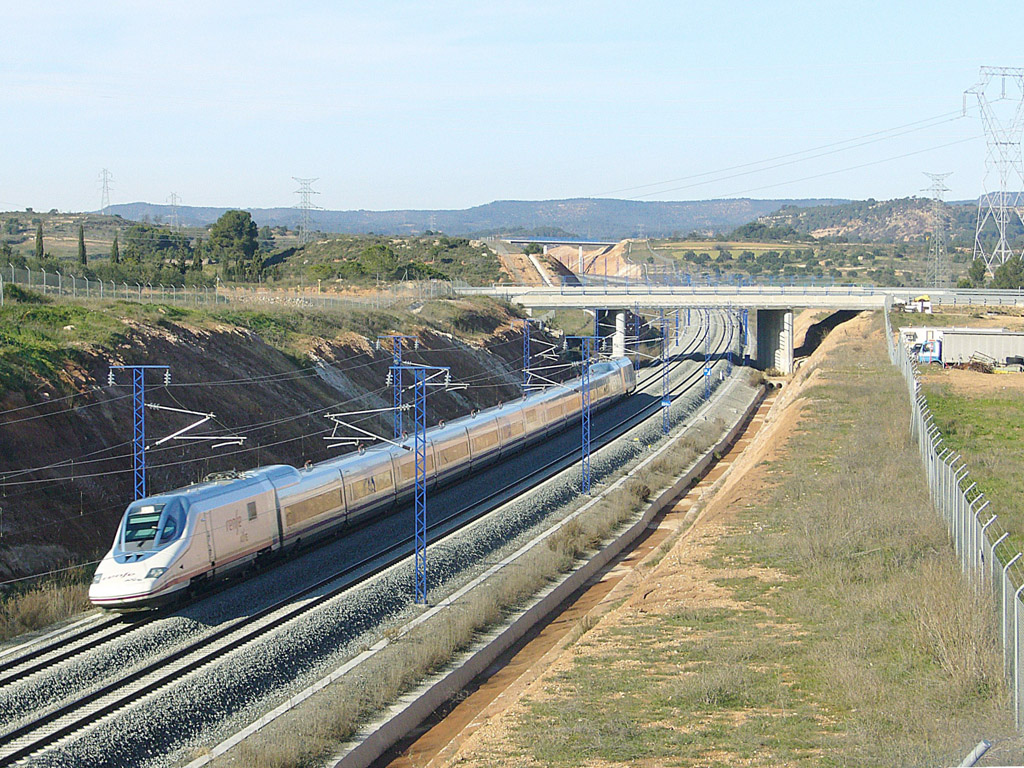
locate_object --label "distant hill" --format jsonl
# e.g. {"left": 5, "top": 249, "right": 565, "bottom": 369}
{"left": 104, "top": 197, "right": 848, "bottom": 241}
{"left": 759, "top": 197, "right": 983, "bottom": 243}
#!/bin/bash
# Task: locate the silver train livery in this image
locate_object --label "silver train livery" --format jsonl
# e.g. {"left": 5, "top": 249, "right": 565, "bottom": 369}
{"left": 89, "top": 357, "right": 636, "bottom": 609}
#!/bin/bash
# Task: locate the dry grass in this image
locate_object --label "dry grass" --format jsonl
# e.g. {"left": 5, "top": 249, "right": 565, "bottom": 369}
{"left": 496, "top": 314, "right": 1020, "bottom": 768}
{"left": 0, "top": 570, "right": 93, "bottom": 643}
{"left": 229, "top": 543, "right": 565, "bottom": 768}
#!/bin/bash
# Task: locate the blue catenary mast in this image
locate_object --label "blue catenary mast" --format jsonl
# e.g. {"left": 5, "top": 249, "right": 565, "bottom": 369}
{"left": 390, "top": 362, "right": 449, "bottom": 604}
{"left": 413, "top": 367, "right": 428, "bottom": 604}
{"left": 109, "top": 365, "right": 169, "bottom": 500}
{"left": 633, "top": 303, "right": 640, "bottom": 371}
{"left": 512, "top": 318, "right": 535, "bottom": 390}
{"left": 704, "top": 309, "right": 712, "bottom": 400}
{"left": 378, "top": 334, "right": 417, "bottom": 439}
{"left": 660, "top": 309, "right": 670, "bottom": 434}
{"left": 581, "top": 336, "right": 594, "bottom": 493}
{"left": 565, "top": 336, "right": 597, "bottom": 494}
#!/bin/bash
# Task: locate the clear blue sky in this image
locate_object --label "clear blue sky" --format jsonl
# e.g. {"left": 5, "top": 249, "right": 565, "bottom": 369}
{"left": 2, "top": 1, "right": 1021, "bottom": 212}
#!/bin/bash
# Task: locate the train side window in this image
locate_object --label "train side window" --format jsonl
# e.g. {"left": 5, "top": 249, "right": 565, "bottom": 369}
{"left": 375, "top": 469, "right": 394, "bottom": 491}
{"left": 440, "top": 442, "right": 468, "bottom": 464}
{"left": 247, "top": 501, "right": 257, "bottom": 521}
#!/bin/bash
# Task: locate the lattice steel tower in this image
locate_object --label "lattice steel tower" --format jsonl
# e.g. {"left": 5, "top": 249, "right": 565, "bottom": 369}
{"left": 167, "top": 192, "right": 181, "bottom": 231}
{"left": 293, "top": 177, "right": 320, "bottom": 245}
{"left": 964, "top": 67, "right": 1024, "bottom": 273}
{"left": 99, "top": 168, "right": 113, "bottom": 213}
{"left": 922, "top": 172, "right": 951, "bottom": 288}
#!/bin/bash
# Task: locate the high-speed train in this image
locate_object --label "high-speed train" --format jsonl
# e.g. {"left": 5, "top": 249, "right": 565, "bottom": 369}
{"left": 89, "top": 357, "right": 637, "bottom": 609}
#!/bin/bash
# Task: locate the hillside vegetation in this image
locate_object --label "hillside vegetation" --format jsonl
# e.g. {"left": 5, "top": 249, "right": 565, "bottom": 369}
{"left": 0, "top": 210, "right": 502, "bottom": 290}
{"left": 759, "top": 197, "right": 991, "bottom": 246}
{"left": 105, "top": 197, "right": 848, "bottom": 240}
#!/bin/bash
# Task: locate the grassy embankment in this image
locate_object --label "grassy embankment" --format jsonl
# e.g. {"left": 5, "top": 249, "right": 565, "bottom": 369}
{"left": 0, "top": 285, "right": 522, "bottom": 394}
{"left": 893, "top": 304, "right": 1024, "bottom": 331}
{"left": 494, "top": 313, "right": 1016, "bottom": 767}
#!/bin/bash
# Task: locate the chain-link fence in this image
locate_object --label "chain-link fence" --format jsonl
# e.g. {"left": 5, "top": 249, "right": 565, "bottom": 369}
{"left": 0, "top": 265, "right": 455, "bottom": 311}
{"left": 884, "top": 303, "right": 1024, "bottom": 727}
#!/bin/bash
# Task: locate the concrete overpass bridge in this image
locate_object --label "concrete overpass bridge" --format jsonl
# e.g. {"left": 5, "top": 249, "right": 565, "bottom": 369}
{"left": 455, "top": 284, "right": 1024, "bottom": 374}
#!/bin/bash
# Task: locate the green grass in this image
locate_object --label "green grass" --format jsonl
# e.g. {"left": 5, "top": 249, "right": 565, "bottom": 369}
{"left": 922, "top": 380, "right": 1024, "bottom": 554}
{"left": 0, "top": 292, "right": 128, "bottom": 390}
{"left": 0, "top": 286, "right": 526, "bottom": 398}
{"left": 502, "top": 313, "right": 1015, "bottom": 767}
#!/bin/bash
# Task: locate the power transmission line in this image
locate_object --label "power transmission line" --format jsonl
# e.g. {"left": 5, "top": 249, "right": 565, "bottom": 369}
{"left": 596, "top": 109, "right": 965, "bottom": 199}
{"left": 98, "top": 168, "right": 113, "bottom": 213}
{"left": 293, "top": 177, "right": 320, "bottom": 245}
{"left": 167, "top": 192, "right": 181, "bottom": 231}
{"left": 964, "top": 66, "right": 1024, "bottom": 274}
{"left": 923, "top": 171, "right": 952, "bottom": 288}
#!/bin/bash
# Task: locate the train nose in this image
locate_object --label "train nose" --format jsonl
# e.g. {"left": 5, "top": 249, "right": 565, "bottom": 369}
{"left": 89, "top": 573, "right": 126, "bottom": 605}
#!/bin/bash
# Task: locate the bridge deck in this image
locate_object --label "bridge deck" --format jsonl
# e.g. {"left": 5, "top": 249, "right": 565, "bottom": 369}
{"left": 455, "top": 285, "right": 1024, "bottom": 311}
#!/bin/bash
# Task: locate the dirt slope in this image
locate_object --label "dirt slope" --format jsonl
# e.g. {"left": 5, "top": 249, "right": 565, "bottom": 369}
{"left": 0, "top": 297, "right": 547, "bottom": 580}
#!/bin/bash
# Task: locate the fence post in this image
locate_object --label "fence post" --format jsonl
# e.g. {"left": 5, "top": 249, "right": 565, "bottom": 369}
{"left": 953, "top": 464, "right": 968, "bottom": 562}
{"left": 980, "top": 513, "right": 997, "bottom": 589}
{"left": 963, "top": 482, "right": 979, "bottom": 571}
{"left": 1015, "top": 582, "right": 1024, "bottom": 727}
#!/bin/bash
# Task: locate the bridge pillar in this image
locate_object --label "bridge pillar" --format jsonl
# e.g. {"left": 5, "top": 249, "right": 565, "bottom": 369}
{"left": 754, "top": 309, "right": 794, "bottom": 374}
{"left": 612, "top": 310, "right": 626, "bottom": 357}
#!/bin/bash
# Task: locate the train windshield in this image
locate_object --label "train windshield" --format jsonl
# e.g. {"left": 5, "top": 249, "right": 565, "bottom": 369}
{"left": 119, "top": 498, "right": 186, "bottom": 553}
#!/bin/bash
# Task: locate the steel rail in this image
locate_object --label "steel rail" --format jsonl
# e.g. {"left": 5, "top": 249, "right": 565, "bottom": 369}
{"left": 0, "top": 315, "right": 697, "bottom": 688}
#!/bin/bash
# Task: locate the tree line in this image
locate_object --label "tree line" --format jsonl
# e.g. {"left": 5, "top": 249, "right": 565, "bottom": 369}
{"left": 4, "top": 210, "right": 272, "bottom": 286}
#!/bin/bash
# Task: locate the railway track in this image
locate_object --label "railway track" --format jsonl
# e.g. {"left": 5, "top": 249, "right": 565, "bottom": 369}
{"left": 0, "top": 315, "right": 711, "bottom": 685}
{"left": 0, "top": 313, "right": 736, "bottom": 766}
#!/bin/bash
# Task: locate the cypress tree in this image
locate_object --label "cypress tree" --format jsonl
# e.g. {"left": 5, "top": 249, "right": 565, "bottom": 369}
{"left": 191, "top": 237, "right": 203, "bottom": 271}
{"left": 111, "top": 232, "right": 120, "bottom": 264}
{"left": 78, "top": 224, "right": 87, "bottom": 266}
{"left": 34, "top": 223, "right": 43, "bottom": 260}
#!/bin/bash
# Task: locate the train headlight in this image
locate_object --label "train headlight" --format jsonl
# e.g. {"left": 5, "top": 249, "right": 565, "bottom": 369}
{"left": 91, "top": 573, "right": 102, "bottom": 584}
{"left": 146, "top": 567, "right": 168, "bottom": 580}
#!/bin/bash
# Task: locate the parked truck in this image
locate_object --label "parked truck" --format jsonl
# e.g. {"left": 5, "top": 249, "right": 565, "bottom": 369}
{"left": 916, "top": 329, "right": 1024, "bottom": 367}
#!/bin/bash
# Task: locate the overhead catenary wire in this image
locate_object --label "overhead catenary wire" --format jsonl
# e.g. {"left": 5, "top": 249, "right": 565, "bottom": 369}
{"left": 594, "top": 108, "right": 968, "bottom": 199}
{"left": 3, "top": 318, "right": 716, "bottom": 573}
{"left": 717, "top": 136, "right": 981, "bottom": 199}
{"left": 0, "top": 348, "right": 535, "bottom": 486}
{"left": 628, "top": 120, "right": 975, "bottom": 200}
